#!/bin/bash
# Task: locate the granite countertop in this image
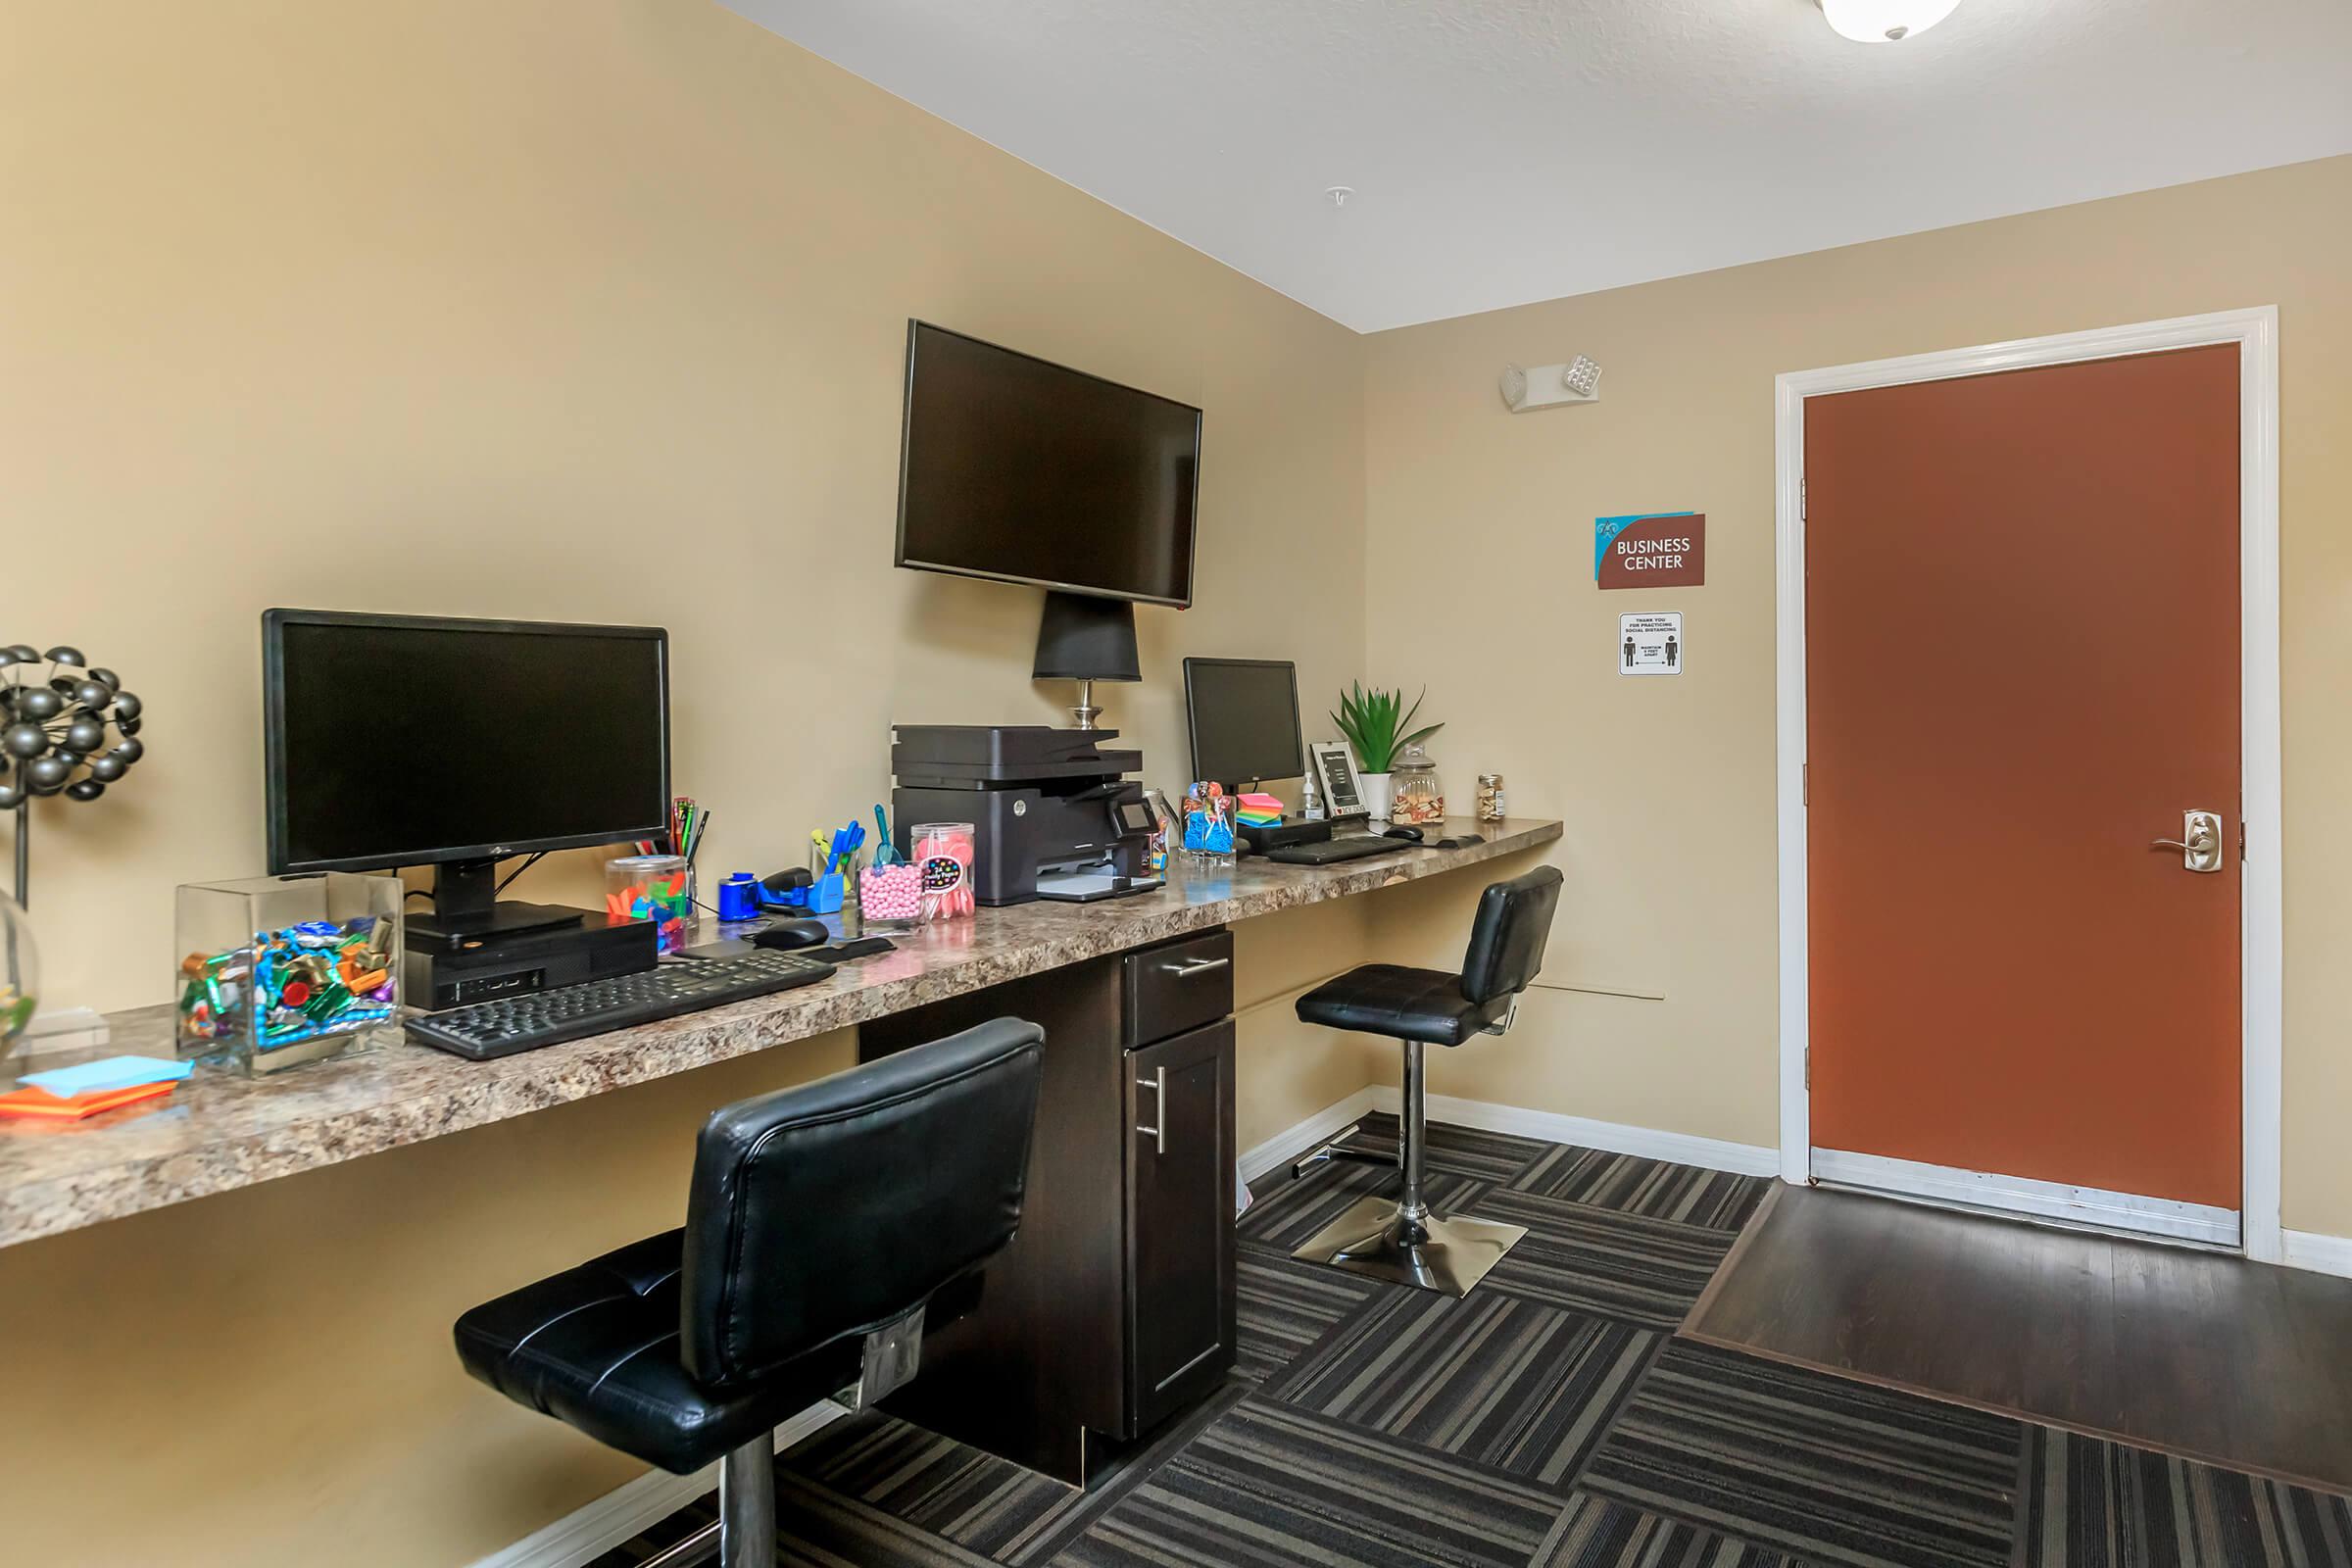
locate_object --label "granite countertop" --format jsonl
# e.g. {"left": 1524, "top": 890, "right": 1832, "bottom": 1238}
{"left": 0, "top": 820, "right": 1559, "bottom": 1249}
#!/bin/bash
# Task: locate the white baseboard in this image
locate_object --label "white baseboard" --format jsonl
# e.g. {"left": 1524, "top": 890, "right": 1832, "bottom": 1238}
{"left": 2282, "top": 1228, "right": 2352, "bottom": 1279}
{"left": 1239, "top": 1087, "right": 1382, "bottom": 1183}
{"left": 469, "top": 1400, "right": 844, "bottom": 1568}
{"left": 1364, "top": 1086, "right": 1781, "bottom": 1178}
{"left": 1811, "top": 1147, "right": 2241, "bottom": 1248}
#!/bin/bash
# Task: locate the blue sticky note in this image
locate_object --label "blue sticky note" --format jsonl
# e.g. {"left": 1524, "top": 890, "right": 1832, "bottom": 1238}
{"left": 20, "top": 1054, "right": 194, "bottom": 1100}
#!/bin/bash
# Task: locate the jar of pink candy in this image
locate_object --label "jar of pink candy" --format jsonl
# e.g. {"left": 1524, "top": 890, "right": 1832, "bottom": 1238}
{"left": 858, "top": 862, "right": 924, "bottom": 925}
{"left": 909, "top": 822, "right": 976, "bottom": 922}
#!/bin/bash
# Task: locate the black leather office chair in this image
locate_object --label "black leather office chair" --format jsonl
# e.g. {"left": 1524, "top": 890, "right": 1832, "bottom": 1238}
{"left": 1290, "top": 867, "right": 1563, "bottom": 1297}
{"left": 454, "top": 1019, "right": 1045, "bottom": 1568}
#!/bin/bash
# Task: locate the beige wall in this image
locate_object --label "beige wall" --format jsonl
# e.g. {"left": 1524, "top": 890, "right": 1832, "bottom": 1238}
{"left": 0, "top": 2, "right": 1366, "bottom": 1563}
{"left": 1361, "top": 156, "right": 2352, "bottom": 1235}
{"left": 7, "top": 1, "right": 2349, "bottom": 1560}
{"left": 2, "top": 0, "right": 1366, "bottom": 1011}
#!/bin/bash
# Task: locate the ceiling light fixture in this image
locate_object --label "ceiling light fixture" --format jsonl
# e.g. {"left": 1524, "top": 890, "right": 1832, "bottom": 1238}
{"left": 1818, "top": 0, "right": 1959, "bottom": 43}
{"left": 1325, "top": 185, "right": 1354, "bottom": 209}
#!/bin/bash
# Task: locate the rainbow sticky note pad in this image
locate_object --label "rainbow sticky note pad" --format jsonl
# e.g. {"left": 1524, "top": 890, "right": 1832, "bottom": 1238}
{"left": 1235, "top": 792, "right": 1285, "bottom": 828}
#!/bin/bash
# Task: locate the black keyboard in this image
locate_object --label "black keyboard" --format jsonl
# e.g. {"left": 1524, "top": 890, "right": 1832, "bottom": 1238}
{"left": 1265, "top": 834, "right": 1413, "bottom": 865}
{"left": 405, "top": 952, "right": 837, "bottom": 1060}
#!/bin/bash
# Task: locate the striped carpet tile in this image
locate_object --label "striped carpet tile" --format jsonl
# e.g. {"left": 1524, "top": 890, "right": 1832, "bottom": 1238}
{"left": 1580, "top": 1339, "right": 2021, "bottom": 1568}
{"left": 2020, "top": 1425, "right": 2352, "bottom": 1567}
{"left": 1237, "top": 1158, "right": 1491, "bottom": 1253}
{"left": 1508, "top": 1145, "right": 1769, "bottom": 1232}
{"left": 1236, "top": 1249, "right": 1385, "bottom": 1384}
{"left": 1326, "top": 1112, "right": 1555, "bottom": 1183}
{"left": 1264, "top": 1285, "right": 1661, "bottom": 1491}
{"left": 776, "top": 1384, "right": 1250, "bottom": 1566}
{"left": 1468, "top": 1186, "right": 1740, "bottom": 1329}
{"left": 1535, "top": 1491, "right": 1805, "bottom": 1568}
{"left": 1053, "top": 1396, "right": 1562, "bottom": 1568}
{"left": 769, "top": 1468, "right": 1005, "bottom": 1566}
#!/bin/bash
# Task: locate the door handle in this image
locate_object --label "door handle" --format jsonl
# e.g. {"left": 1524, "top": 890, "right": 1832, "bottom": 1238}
{"left": 1157, "top": 956, "right": 1230, "bottom": 979}
{"left": 2151, "top": 809, "right": 2224, "bottom": 874}
{"left": 1135, "top": 1064, "right": 1166, "bottom": 1153}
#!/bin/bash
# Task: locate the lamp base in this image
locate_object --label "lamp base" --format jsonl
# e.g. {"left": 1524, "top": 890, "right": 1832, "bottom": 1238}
{"left": 1066, "top": 678, "right": 1102, "bottom": 731}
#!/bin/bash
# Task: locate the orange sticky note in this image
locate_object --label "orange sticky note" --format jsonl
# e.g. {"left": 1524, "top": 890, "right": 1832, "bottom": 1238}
{"left": 0, "top": 1080, "right": 176, "bottom": 1120}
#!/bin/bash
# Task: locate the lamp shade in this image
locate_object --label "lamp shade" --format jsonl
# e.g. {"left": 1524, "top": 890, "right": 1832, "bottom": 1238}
{"left": 1819, "top": 0, "right": 1959, "bottom": 42}
{"left": 1033, "top": 592, "right": 1141, "bottom": 682}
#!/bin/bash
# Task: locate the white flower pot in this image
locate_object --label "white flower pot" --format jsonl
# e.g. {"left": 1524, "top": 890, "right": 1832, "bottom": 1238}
{"left": 1357, "top": 771, "right": 1394, "bottom": 824}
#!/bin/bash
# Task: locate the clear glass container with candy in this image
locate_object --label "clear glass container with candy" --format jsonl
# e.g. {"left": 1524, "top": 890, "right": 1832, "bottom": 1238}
{"left": 1180, "top": 782, "right": 1237, "bottom": 871}
{"left": 175, "top": 873, "right": 403, "bottom": 1075}
{"left": 909, "top": 822, "right": 976, "bottom": 922}
{"left": 604, "top": 854, "right": 693, "bottom": 955}
{"left": 1388, "top": 742, "right": 1446, "bottom": 828}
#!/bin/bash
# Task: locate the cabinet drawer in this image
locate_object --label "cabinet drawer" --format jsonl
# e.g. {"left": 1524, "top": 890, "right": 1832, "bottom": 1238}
{"left": 1123, "top": 929, "right": 1234, "bottom": 1045}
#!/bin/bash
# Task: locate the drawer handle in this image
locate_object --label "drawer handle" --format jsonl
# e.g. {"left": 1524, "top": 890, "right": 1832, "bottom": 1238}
{"left": 1135, "top": 1065, "right": 1166, "bottom": 1154}
{"left": 1158, "top": 956, "right": 1230, "bottom": 979}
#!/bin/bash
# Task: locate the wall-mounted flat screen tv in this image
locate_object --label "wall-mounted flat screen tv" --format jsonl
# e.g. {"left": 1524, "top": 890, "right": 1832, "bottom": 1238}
{"left": 895, "top": 320, "right": 1201, "bottom": 608}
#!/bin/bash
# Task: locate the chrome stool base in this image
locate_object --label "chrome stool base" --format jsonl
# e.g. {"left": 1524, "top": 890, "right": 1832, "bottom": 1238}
{"left": 1290, "top": 1123, "right": 1396, "bottom": 1182}
{"left": 1291, "top": 1194, "right": 1527, "bottom": 1298}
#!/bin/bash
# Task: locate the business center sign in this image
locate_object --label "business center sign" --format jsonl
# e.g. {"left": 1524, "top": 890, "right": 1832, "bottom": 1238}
{"left": 1594, "top": 512, "right": 1705, "bottom": 589}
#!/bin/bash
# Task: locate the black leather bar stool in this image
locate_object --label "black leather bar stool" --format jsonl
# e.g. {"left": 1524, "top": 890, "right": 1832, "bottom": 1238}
{"left": 454, "top": 1019, "right": 1044, "bottom": 1567}
{"left": 1290, "top": 867, "right": 1563, "bottom": 1297}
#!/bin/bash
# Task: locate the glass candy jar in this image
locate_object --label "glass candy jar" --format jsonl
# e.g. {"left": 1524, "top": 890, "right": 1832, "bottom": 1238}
{"left": 605, "top": 854, "right": 693, "bottom": 955}
{"left": 176, "top": 873, "right": 403, "bottom": 1075}
{"left": 1388, "top": 742, "right": 1446, "bottom": 827}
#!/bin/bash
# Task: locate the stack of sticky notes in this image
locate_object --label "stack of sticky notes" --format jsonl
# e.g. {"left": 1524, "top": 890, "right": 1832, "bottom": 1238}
{"left": 1235, "top": 793, "right": 1286, "bottom": 830}
{"left": 0, "top": 1055, "right": 193, "bottom": 1120}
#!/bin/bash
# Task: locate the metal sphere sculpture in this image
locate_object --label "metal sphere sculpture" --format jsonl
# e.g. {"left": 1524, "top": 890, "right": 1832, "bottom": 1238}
{"left": 0, "top": 646, "right": 144, "bottom": 813}
{"left": 2, "top": 645, "right": 145, "bottom": 909}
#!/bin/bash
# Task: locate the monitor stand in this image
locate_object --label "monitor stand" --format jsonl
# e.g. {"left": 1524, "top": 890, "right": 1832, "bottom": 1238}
{"left": 407, "top": 857, "right": 588, "bottom": 949}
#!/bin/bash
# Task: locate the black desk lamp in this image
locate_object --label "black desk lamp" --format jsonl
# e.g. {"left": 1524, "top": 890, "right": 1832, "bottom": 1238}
{"left": 1033, "top": 592, "right": 1140, "bottom": 730}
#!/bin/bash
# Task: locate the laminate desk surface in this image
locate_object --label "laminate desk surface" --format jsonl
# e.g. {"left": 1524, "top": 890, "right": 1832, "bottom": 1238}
{"left": 0, "top": 819, "right": 1559, "bottom": 1249}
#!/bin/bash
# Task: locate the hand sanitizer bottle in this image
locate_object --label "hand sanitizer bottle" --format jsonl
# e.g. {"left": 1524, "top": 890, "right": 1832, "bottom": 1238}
{"left": 1299, "top": 760, "right": 1325, "bottom": 822}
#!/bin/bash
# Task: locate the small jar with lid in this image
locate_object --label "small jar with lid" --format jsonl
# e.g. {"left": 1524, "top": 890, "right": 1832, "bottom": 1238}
{"left": 1388, "top": 742, "right": 1446, "bottom": 827}
{"left": 1476, "top": 773, "right": 1506, "bottom": 823}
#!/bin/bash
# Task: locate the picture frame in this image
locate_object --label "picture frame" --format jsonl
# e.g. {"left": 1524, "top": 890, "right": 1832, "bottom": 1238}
{"left": 1309, "top": 742, "right": 1368, "bottom": 820}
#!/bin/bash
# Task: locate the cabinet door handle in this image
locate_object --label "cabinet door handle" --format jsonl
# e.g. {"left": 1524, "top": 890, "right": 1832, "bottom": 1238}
{"left": 1135, "top": 1064, "right": 1166, "bottom": 1153}
{"left": 1158, "top": 956, "right": 1230, "bottom": 979}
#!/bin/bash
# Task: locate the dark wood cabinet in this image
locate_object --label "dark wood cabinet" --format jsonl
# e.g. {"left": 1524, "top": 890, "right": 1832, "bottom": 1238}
{"left": 858, "top": 926, "right": 1237, "bottom": 1483}
{"left": 1123, "top": 1018, "right": 1236, "bottom": 1437}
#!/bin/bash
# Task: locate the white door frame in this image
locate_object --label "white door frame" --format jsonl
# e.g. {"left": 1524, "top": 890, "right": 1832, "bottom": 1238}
{"left": 1773, "top": 307, "right": 2283, "bottom": 1263}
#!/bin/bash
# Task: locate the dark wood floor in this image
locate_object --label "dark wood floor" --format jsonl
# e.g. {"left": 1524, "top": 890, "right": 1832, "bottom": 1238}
{"left": 1687, "top": 1183, "right": 2352, "bottom": 1494}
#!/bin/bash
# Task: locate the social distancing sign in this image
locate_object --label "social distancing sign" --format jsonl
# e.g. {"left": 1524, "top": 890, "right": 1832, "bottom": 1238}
{"left": 1620, "top": 612, "right": 1682, "bottom": 676}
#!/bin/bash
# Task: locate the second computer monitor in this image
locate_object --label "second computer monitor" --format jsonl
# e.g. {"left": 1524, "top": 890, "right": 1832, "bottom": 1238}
{"left": 1184, "top": 658, "right": 1304, "bottom": 789}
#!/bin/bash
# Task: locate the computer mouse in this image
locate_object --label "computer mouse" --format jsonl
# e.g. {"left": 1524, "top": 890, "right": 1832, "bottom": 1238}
{"left": 1382, "top": 824, "right": 1424, "bottom": 842}
{"left": 751, "top": 917, "right": 830, "bottom": 952}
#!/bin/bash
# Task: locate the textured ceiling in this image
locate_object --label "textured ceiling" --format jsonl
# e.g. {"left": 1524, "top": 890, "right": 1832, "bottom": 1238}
{"left": 721, "top": 0, "right": 2352, "bottom": 331}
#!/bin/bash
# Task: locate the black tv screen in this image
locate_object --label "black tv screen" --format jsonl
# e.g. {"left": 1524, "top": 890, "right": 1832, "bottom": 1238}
{"left": 264, "top": 611, "right": 669, "bottom": 873}
{"left": 895, "top": 321, "right": 1201, "bottom": 607}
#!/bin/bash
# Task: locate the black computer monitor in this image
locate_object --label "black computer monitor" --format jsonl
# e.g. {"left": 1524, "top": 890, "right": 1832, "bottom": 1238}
{"left": 1184, "top": 659, "right": 1304, "bottom": 789}
{"left": 263, "top": 610, "right": 669, "bottom": 940}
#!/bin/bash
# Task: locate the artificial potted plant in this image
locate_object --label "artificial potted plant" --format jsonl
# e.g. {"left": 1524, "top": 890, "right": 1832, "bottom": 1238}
{"left": 1331, "top": 683, "right": 1441, "bottom": 823}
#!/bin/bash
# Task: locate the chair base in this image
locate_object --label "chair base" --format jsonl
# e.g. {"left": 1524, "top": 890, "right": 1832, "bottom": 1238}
{"left": 634, "top": 1431, "right": 774, "bottom": 1568}
{"left": 1291, "top": 1194, "right": 1528, "bottom": 1298}
{"left": 1291, "top": 1123, "right": 1396, "bottom": 1182}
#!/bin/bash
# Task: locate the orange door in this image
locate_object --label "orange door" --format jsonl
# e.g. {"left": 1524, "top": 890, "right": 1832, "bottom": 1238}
{"left": 1805, "top": 345, "right": 2241, "bottom": 1212}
